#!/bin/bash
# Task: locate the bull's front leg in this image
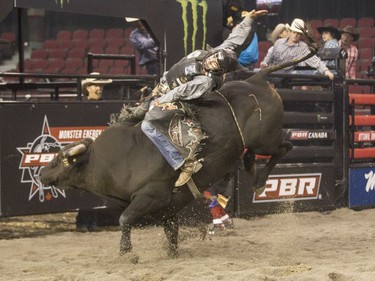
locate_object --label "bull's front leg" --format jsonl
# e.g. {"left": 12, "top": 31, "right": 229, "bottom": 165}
{"left": 119, "top": 217, "right": 132, "bottom": 255}
{"left": 162, "top": 214, "right": 179, "bottom": 258}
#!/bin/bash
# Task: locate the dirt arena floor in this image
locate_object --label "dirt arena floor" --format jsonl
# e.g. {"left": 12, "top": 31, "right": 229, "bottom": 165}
{"left": 0, "top": 207, "right": 375, "bottom": 281}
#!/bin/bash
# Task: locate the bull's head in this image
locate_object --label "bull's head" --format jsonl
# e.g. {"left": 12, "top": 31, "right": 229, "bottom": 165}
{"left": 40, "top": 138, "right": 93, "bottom": 189}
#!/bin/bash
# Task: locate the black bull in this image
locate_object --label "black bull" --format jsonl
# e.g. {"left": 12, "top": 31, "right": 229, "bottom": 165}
{"left": 40, "top": 28, "right": 318, "bottom": 257}
{"left": 40, "top": 73, "right": 291, "bottom": 257}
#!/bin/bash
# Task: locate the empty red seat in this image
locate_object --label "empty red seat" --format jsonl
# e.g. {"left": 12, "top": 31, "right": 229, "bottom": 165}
{"left": 58, "top": 40, "right": 74, "bottom": 50}
{"left": 323, "top": 18, "right": 339, "bottom": 28}
{"left": 358, "top": 27, "right": 375, "bottom": 39}
{"left": 120, "top": 45, "right": 135, "bottom": 54}
{"left": 309, "top": 19, "right": 323, "bottom": 31}
{"left": 339, "top": 18, "right": 356, "bottom": 28}
{"left": 359, "top": 48, "right": 373, "bottom": 60}
{"left": 31, "top": 49, "right": 48, "bottom": 59}
{"left": 105, "top": 28, "right": 123, "bottom": 39}
{"left": 106, "top": 37, "right": 125, "bottom": 48}
{"left": 48, "top": 48, "right": 67, "bottom": 59}
{"left": 123, "top": 28, "right": 133, "bottom": 38}
{"left": 87, "top": 46, "right": 104, "bottom": 54}
{"left": 23, "top": 59, "right": 33, "bottom": 72}
{"left": 357, "top": 59, "right": 372, "bottom": 72}
{"left": 73, "top": 39, "right": 90, "bottom": 50}
{"left": 114, "top": 59, "right": 130, "bottom": 68}
{"left": 89, "top": 29, "right": 105, "bottom": 40}
{"left": 0, "top": 31, "right": 16, "bottom": 43}
{"left": 89, "top": 38, "right": 106, "bottom": 49}
{"left": 45, "top": 59, "right": 65, "bottom": 73}
{"left": 105, "top": 46, "right": 120, "bottom": 54}
{"left": 357, "top": 17, "right": 374, "bottom": 28}
{"left": 30, "top": 59, "right": 49, "bottom": 72}
{"left": 72, "top": 29, "right": 88, "bottom": 40}
{"left": 358, "top": 38, "right": 375, "bottom": 49}
{"left": 258, "top": 41, "right": 272, "bottom": 52}
{"left": 42, "top": 39, "right": 59, "bottom": 49}
{"left": 67, "top": 47, "right": 86, "bottom": 59}
{"left": 93, "top": 65, "right": 110, "bottom": 74}
{"left": 98, "top": 59, "right": 114, "bottom": 69}
{"left": 56, "top": 30, "right": 72, "bottom": 41}
{"left": 108, "top": 66, "right": 126, "bottom": 75}
{"left": 61, "top": 58, "right": 84, "bottom": 74}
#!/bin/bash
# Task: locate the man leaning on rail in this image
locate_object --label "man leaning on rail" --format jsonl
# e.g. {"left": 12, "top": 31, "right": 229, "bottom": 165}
{"left": 117, "top": 9, "right": 268, "bottom": 187}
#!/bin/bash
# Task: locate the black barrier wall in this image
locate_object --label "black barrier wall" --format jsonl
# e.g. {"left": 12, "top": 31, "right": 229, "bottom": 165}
{"left": 235, "top": 84, "right": 344, "bottom": 216}
{"left": 0, "top": 101, "right": 124, "bottom": 216}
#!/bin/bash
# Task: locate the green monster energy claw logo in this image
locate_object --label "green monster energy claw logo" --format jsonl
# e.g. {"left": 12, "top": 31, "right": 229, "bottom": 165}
{"left": 55, "top": 0, "right": 70, "bottom": 8}
{"left": 176, "top": 0, "right": 208, "bottom": 55}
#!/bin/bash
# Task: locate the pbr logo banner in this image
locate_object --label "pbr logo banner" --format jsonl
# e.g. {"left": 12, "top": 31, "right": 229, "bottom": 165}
{"left": 0, "top": 102, "right": 123, "bottom": 217}
{"left": 349, "top": 167, "right": 375, "bottom": 209}
{"left": 235, "top": 164, "right": 336, "bottom": 216}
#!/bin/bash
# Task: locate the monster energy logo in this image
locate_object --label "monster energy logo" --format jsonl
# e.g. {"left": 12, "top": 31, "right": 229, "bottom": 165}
{"left": 55, "top": 0, "right": 70, "bottom": 8}
{"left": 176, "top": 0, "right": 208, "bottom": 56}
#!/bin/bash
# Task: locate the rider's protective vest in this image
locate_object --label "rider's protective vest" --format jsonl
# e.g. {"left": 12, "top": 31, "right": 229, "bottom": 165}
{"left": 165, "top": 50, "right": 208, "bottom": 89}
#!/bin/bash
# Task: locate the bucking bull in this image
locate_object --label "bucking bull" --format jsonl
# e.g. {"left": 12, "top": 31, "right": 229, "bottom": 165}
{"left": 41, "top": 25, "right": 318, "bottom": 257}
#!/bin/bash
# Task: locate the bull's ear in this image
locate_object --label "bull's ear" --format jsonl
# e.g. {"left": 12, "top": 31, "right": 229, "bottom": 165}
{"left": 63, "top": 143, "right": 87, "bottom": 157}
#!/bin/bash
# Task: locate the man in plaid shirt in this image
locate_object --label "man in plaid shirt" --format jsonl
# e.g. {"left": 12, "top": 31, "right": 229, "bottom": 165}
{"left": 260, "top": 18, "right": 334, "bottom": 81}
{"left": 339, "top": 25, "right": 359, "bottom": 78}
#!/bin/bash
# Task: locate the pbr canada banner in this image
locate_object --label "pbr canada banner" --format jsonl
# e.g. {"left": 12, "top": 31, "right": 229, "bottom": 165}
{"left": 0, "top": 101, "right": 123, "bottom": 217}
{"left": 349, "top": 166, "right": 375, "bottom": 209}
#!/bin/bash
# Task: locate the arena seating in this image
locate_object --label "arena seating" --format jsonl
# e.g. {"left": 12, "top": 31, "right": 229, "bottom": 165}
{"left": 15, "top": 27, "right": 136, "bottom": 76}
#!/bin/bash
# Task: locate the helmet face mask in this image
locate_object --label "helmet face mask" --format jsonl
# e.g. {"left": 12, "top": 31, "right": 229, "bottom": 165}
{"left": 202, "top": 49, "right": 238, "bottom": 73}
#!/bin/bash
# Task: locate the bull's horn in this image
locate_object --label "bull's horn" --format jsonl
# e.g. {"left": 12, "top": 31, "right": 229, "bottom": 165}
{"left": 63, "top": 143, "right": 87, "bottom": 157}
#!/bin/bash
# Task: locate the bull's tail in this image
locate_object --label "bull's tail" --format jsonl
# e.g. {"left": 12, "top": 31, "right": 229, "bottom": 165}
{"left": 253, "top": 22, "right": 318, "bottom": 79}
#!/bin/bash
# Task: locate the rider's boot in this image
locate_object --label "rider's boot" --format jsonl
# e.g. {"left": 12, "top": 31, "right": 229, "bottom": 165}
{"left": 175, "top": 158, "right": 202, "bottom": 187}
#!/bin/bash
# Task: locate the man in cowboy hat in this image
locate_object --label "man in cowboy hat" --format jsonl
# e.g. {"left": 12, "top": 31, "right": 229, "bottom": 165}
{"left": 260, "top": 18, "right": 334, "bottom": 82}
{"left": 339, "top": 25, "right": 359, "bottom": 78}
{"left": 317, "top": 24, "right": 340, "bottom": 67}
{"left": 81, "top": 72, "right": 113, "bottom": 101}
{"left": 260, "top": 23, "right": 289, "bottom": 68}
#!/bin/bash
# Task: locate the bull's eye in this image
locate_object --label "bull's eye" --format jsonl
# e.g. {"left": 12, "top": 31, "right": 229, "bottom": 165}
{"left": 72, "top": 158, "right": 77, "bottom": 163}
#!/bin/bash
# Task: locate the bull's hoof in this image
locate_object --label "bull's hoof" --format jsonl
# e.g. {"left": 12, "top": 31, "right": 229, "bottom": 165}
{"left": 119, "top": 245, "right": 132, "bottom": 256}
{"left": 167, "top": 246, "right": 179, "bottom": 259}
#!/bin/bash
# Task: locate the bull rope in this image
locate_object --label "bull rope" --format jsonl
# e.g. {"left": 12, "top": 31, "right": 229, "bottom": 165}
{"left": 214, "top": 90, "right": 246, "bottom": 148}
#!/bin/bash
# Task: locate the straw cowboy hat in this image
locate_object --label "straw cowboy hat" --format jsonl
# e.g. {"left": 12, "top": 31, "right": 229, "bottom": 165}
{"left": 317, "top": 24, "right": 341, "bottom": 40}
{"left": 340, "top": 25, "right": 359, "bottom": 41}
{"left": 271, "top": 23, "right": 287, "bottom": 43}
{"left": 125, "top": 17, "right": 139, "bottom": 22}
{"left": 287, "top": 18, "right": 305, "bottom": 33}
{"left": 81, "top": 72, "right": 112, "bottom": 89}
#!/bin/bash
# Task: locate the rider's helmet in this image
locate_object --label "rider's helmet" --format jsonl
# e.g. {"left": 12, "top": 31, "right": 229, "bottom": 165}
{"left": 202, "top": 49, "right": 238, "bottom": 73}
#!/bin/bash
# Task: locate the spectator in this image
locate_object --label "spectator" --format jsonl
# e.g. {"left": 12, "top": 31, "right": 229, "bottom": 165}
{"left": 126, "top": 17, "right": 160, "bottom": 77}
{"left": 317, "top": 24, "right": 340, "bottom": 67}
{"left": 77, "top": 73, "right": 119, "bottom": 232}
{"left": 260, "top": 23, "right": 289, "bottom": 68}
{"left": 260, "top": 18, "right": 334, "bottom": 84}
{"left": 339, "top": 25, "right": 359, "bottom": 78}
{"left": 81, "top": 72, "right": 112, "bottom": 101}
{"left": 222, "top": 0, "right": 245, "bottom": 40}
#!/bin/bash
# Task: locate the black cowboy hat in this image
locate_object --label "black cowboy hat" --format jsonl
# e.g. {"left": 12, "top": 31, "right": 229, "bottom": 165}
{"left": 339, "top": 25, "right": 360, "bottom": 42}
{"left": 317, "top": 24, "right": 341, "bottom": 40}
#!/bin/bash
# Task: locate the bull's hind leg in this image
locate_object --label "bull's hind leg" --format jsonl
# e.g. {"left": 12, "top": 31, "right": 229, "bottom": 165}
{"left": 254, "top": 141, "right": 293, "bottom": 193}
